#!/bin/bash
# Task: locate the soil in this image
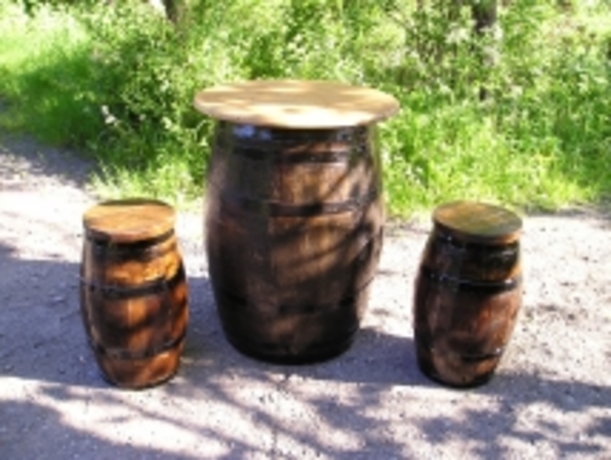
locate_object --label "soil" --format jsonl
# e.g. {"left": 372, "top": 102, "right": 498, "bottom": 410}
{"left": 1, "top": 131, "right": 610, "bottom": 459}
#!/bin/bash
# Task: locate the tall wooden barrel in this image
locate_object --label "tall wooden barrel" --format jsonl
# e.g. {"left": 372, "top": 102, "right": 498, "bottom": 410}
{"left": 194, "top": 80, "right": 399, "bottom": 363}
{"left": 205, "top": 122, "right": 383, "bottom": 362}
{"left": 80, "top": 199, "right": 189, "bottom": 388}
{"left": 413, "top": 200, "right": 523, "bottom": 387}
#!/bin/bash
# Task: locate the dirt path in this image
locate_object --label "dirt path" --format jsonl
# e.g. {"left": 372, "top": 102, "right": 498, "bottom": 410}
{"left": 1, "top": 132, "right": 610, "bottom": 459}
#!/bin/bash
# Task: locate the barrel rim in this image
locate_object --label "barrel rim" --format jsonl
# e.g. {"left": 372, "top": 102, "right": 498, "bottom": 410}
{"left": 83, "top": 198, "right": 176, "bottom": 243}
{"left": 193, "top": 79, "right": 400, "bottom": 129}
{"left": 213, "top": 122, "right": 373, "bottom": 162}
{"left": 432, "top": 200, "right": 522, "bottom": 245}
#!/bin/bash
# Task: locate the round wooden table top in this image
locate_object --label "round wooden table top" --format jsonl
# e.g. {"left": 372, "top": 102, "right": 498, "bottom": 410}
{"left": 83, "top": 198, "right": 175, "bottom": 243}
{"left": 433, "top": 200, "right": 522, "bottom": 244}
{"left": 193, "top": 80, "right": 400, "bottom": 129}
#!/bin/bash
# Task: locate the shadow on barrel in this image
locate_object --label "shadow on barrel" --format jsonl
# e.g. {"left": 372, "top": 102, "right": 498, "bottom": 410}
{"left": 79, "top": 199, "right": 190, "bottom": 389}
{"left": 204, "top": 122, "right": 386, "bottom": 363}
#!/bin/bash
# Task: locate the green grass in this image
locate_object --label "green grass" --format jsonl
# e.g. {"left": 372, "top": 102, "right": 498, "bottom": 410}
{"left": 0, "top": 4, "right": 102, "bottom": 147}
{"left": 0, "top": 0, "right": 610, "bottom": 216}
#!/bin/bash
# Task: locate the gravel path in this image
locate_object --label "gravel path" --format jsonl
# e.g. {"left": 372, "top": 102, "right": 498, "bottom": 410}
{"left": 1, "top": 132, "right": 610, "bottom": 459}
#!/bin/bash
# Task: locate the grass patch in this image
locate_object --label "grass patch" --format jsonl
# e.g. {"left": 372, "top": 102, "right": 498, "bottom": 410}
{"left": 0, "top": 4, "right": 102, "bottom": 147}
{"left": 0, "top": 0, "right": 610, "bottom": 215}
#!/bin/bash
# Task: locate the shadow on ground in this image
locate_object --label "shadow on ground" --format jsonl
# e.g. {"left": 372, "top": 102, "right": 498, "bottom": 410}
{"left": 1, "top": 138, "right": 610, "bottom": 458}
{"left": 0, "top": 132, "right": 99, "bottom": 191}
{"left": 1, "top": 235, "right": 610, "bottom": 458}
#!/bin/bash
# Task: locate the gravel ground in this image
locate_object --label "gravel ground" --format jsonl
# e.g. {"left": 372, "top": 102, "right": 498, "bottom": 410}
{"left": 1, "top": 132, "right": 610, "bottom": 459}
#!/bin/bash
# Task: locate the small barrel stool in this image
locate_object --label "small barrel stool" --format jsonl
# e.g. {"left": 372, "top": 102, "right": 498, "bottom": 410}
{"left": 80, "top": 198, "right": 189, "bottom": 389}
{"left": 413, "top": 200, "right": 523, "bottom": 387}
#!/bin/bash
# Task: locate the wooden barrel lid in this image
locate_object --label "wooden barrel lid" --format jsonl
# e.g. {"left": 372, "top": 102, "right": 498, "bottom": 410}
{"left": 83, "top": 198, "right": 175, "bottom": 243}
{"left": 432, "top": 200, "right": 522, "bottom": 244}
{"left": 193, "top": 80, "right": 400, "bottom": 129}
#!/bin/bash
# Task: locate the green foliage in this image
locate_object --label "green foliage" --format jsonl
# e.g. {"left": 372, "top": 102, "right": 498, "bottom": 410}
{"left": 0, "top": 0, "right": 610, "bottom": 214}
{"left": 379, "top": 0, "right": 611, "bottom": 214}
{"left": 80, "top": 1, "right": 208, "bottom": 203}
{"left": 0, "top": 3, "right": 102, "bottom": 146}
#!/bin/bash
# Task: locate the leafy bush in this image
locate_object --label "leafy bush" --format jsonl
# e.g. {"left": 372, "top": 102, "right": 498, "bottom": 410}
{"left": 1, "top": 0, "right": 609, "bottom": 214}
{"left": 0, "top": 3, "right": 102, "bottom": 146}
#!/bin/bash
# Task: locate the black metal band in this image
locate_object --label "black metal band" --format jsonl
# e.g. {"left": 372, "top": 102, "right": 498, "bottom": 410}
{"left": 215, "top": 277, "right": 374, "bottom": 315}
{"left": 419, "top": 265, "right": 521, "bottom": 293}
{"left": 81, "top": 264, "right": 185, "bottom": 300}
{"left": 434, "top": 229, "right": 520, "bottom": 252}
{"left": 89, "top": 328, "right": 186, "bottom": 361}
{"left": 215, "top": 144, "right": 369, "bottom": 164}
{"left": 220, "top": 189, "right": 379, "bottom": 217}
{"left": 215, "top": 121, "right": 369, "bottom": 143}
{"left": 416, "top": 336, "right": 505, "bottom": 362}
{"left": 85, "top": 228, "right": 175, "bottom": 251}
{"left": 212, "top": 122, "right": 372, "bottom": 164}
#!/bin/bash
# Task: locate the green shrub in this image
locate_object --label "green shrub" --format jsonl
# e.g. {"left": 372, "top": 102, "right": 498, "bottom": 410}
{"left": 0, "top": 3, "right": 102, "bottom": 146}
{"left": 1, "top": 0, "right": 609, "bottom": 215}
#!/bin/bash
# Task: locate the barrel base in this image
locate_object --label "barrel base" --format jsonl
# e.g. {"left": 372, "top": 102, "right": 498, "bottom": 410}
{"left": 213, "top": 284, "right": 369, "bottom": 364}
{"left": 223, "top": 329, "right": 356, "bottom": 365}
{"left": 94, "top": 340, "right": 185, "bottom": 390}
{"left": 415, "top": 339, "right": 500, "bottom": 388}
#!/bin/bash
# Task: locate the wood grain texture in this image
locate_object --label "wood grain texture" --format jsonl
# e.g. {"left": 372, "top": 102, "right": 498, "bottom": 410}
{"left": 194, "top": 80, "right": 400, "bottom": 128}
{"left": 205, "top": 123, "right": 384, "bottom": 363}
{"left": 80, "top": 199, "right": 189, "bottom": 389}
{"left": 432, "top": 200, "right": 522, "bottom": 245}
{"left": 413, "top": 200, "right": 523, "bottom": 387}
{"left": 83, "top": 198, "right": 175, "bottom": 243}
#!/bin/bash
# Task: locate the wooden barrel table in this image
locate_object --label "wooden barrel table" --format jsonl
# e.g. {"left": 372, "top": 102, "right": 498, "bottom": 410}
{"left": 413, "top": 200, "right": 523, "bottom": 387}
{"left": 80, "top": 198, "right": 189, "bottom": 388}
{"left": 194, "top": 80, "right": 399, "bottom": 363}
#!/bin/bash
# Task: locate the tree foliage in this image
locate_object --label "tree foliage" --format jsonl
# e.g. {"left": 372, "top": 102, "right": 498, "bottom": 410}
{"left": 1, "top": 0, "right": 610, "bottom": 213}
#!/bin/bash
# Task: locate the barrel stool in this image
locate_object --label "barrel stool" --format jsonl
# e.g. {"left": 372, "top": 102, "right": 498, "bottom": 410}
{"left": 80, "top": 198, "right": 189, "bottom": 389}
{"left": 413, "top": 200, "right": 523, "bottom": 387}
